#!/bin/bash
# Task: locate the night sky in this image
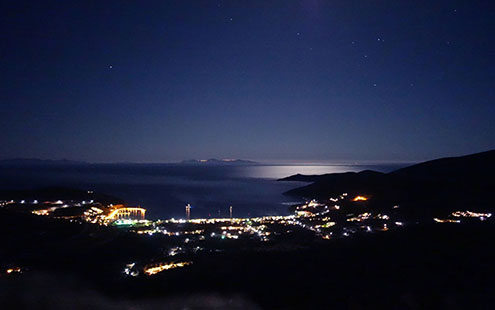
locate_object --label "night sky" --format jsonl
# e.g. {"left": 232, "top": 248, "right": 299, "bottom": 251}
{"left": 1, "top": 1, "right": 494, "bottom": 162}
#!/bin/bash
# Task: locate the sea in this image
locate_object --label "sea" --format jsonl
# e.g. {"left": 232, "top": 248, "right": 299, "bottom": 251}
{"left": 0, "top": 163, "right": 405, "bottom": 219}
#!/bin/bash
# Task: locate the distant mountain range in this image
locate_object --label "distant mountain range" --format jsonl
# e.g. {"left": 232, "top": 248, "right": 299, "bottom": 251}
{"left": 280, "top": 150, "right": 495, "bottom": 217}
{"left": 0, "top": 158, "right": 257, "bottom": 166}
{"left": 0, "top": 158, "right": 87, "bottom": 166}
{"left": 180, "top": 159, "right": 257, "bottom": 165}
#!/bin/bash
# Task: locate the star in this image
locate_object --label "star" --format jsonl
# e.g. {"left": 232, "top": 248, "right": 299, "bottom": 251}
{"left": 373, "top": 83, "right": 377, "bottom": 87}
{"left": 109, "top": 65, "right": 113, "bottom": 69}
{"left": 296, "top": 32, "right": 300, "bottom": 36}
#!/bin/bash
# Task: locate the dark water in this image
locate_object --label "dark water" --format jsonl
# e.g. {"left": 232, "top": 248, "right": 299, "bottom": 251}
{"left": 0, "top": 163, "right": 404, "bottom": 219}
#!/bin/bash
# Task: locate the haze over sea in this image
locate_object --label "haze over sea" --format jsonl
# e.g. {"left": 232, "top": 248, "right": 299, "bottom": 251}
{"left": 0, "top": 163, "right": 405, "bottom": 219}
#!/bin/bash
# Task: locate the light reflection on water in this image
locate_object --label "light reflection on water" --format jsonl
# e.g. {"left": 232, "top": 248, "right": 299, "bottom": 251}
{"left": 238, "top": 165, "right": 362, "bottom": 179}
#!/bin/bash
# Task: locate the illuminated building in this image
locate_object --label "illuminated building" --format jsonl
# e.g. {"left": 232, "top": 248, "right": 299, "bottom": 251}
{"left": 106, "top": 205, "right": 146, "bottom": 221}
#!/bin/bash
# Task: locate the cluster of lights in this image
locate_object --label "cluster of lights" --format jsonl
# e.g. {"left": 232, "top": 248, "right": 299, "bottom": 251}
{"left": 244, "top": 223, "right": 270, "bottom": 241}
{"left": 6, "top": 193, "right": 414, "bottom": 254}
{"left": 32, "top": 209, "right": 51, "bottom": 216}
{"left": 433, "top": 210, "right": 492, "bottom": 224}
{"left": 307, "top": 200, "right": 324, "bottom": 208}
{"left": 156, "top": 229, "right": 205, "bottom": 236}
{"left": 221, "top": 231, "right": 239, "bottom": 239}
{"left": 318, "top": 221, "right": 336, "bottom": 228}
{"left": 168, "top": 246, "right": 184, "bottom": 256}
{"left": 347, "top": 212, "right": 390, "bottom": 222}
{"left": 347, "top": 212, "right": 372, "bottom": 222}
{"left": 296, "top": 199, "right": 328, "bottom": 212}
{"left": 11, "top": 191, "right": 495, "bottom": 282}
{"left": 452, "top": 211, "right": 492, "bottom": 220}
{"left": 113, "top": 219, "right": 140, "bottom": 226}
{"left": 296, "top": 210, "right": 314, "bottom": 217}
{"left": 123, "top": 263, "right": 139, "bottom": 277}
{"left": 375, "top": 214, "right": 390, "bottom": 220}
{"left": 143, "top": 261, "right": 192, "bottom": 275}
{"left": 82, "top": 207, "right": 106, "bottom": 224}
{"left": 17, "top": 191, "right": 400, "bottom": 248}
{"left": 131, "top": 194, "right": 394, "bottom": 243}
{"left": 5, "top": 267, "right": 22, "bottom": 274}
{"left": 0, "top": 200, "right": 15, "bottom": 207}
{"left": 136, "top": 229, "right": 156, "bottom": 235}
{"left": 27, "top": 200, "right": 119, "bottom": 224}
{"left": 433, "top": 218, "right": 461, "bottom": 223}
{"left": 31, "top": 203, "right": 72, "bottom": 216}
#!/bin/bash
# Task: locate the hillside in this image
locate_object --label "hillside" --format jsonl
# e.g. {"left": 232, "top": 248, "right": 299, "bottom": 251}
{"left": 281, "top": 150, "right": 495, "bottom": 216}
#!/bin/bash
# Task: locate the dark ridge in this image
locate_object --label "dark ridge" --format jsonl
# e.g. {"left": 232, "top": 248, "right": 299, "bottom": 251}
{"left": 278, "top": 170, "right": 385, "bottom": 182}
{"left": 284, "top": 170, "right": 387, "bottom": 198}
{"left": 0, "top": 187, "right": 124, "bottom": 205}
{"left": 389, "top": 149, "right": 495, "bottom": 182}
{"left": 282, "top": 150, "right": 495, "bottom": 217}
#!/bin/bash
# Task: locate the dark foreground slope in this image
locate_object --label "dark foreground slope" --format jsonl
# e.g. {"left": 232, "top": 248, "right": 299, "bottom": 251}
{"left": 0, "top": 209, "right": 494, "bottom": 309}
{"left": 281, "top": 150, "right": 495, "bottom": 217}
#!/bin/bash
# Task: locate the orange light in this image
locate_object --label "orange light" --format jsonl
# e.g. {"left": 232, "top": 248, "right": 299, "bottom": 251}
{"left": 6, "top": 267, "right": 21, "bottom": 274}
{"left": 144, "top": 261, "right": 192, "bottom": 275}
{"left": 352, "top": 196, "right": 368, "bottom": 201}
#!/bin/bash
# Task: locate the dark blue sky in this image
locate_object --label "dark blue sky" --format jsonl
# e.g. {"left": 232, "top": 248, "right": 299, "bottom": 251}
{"left": 1, "top": 1, "right": 494, "bottom": 162}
